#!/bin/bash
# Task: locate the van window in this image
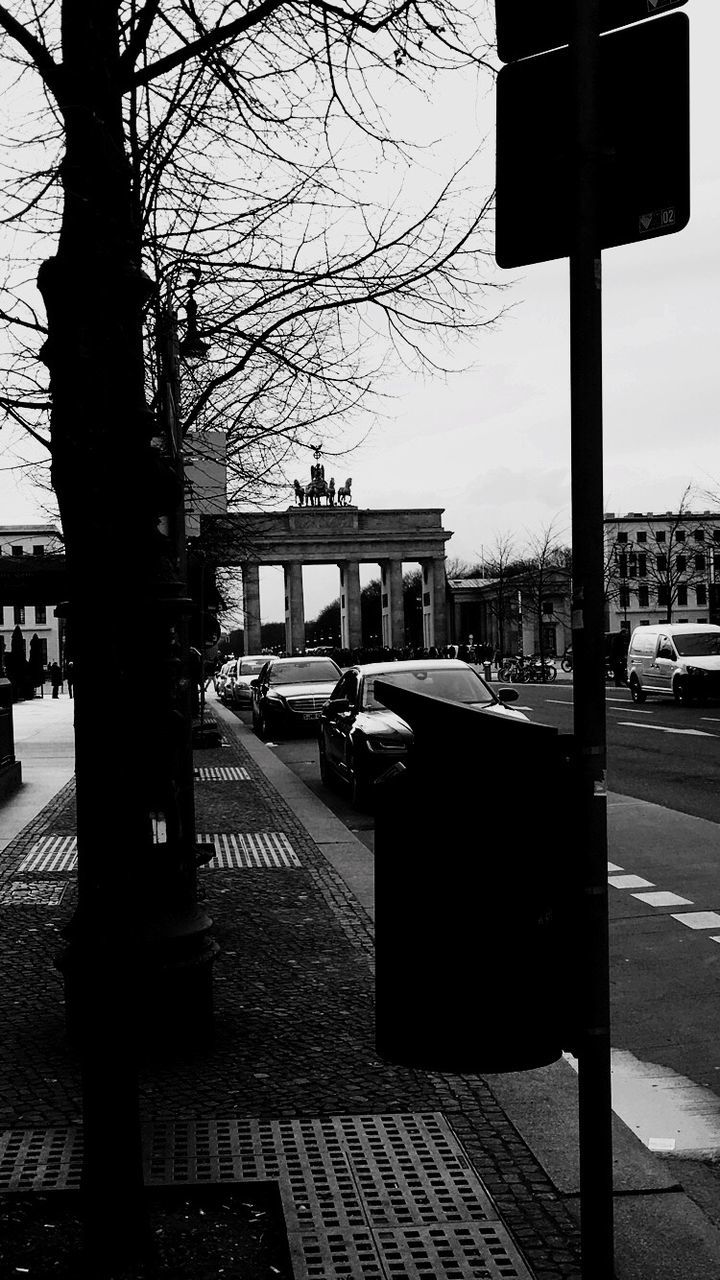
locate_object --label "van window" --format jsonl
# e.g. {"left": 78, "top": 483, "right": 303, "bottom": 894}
{"left": 657, "top": 640, "right": 675, "bottom": 660}
{"left": 630, "top": 631, "right": 657, "bottom": 656}
{"left": 673, "top": 632, "right": 720, "bottom": 657}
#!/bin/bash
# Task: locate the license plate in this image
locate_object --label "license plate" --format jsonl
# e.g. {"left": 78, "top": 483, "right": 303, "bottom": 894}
{"left": 303, "top": 712, "right": 320, "bottom": 721}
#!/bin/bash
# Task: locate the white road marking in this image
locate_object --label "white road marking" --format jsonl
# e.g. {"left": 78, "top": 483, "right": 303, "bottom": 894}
{"left": 616, "top": 723, "right": 717, "bottom": 737}
{"left": 702, "top": 717, "right": 720, "bottom": 723}
{"left": 613, "top": 708, "right": 653, "bottom": 715}
{"left": 607, "top": 861, "right": 624, "bottom": 872}
{"left": 632, "top": 890, "right": 693, "bottom": 907}
{"left": 546, "top": 699, "right": 571, "bottom": 706}
{"left": 609, "top": 874, "right": 655, "bottom": 890}
{"left": 603, "top": 1049, "right": 720, "bottom": 1157}
{"left": 671, "top": 911, "right": 720, "bottom": 930}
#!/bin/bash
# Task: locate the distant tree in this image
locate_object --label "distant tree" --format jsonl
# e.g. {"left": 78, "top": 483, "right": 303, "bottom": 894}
{"left": 513, "top": 525, "right": 572, "bottom": 664}
{"left": 480, "top": 533, "right": 518, "bottom": 657}
{"left": 7, "top": 625, "right": 29, "bottom": 701}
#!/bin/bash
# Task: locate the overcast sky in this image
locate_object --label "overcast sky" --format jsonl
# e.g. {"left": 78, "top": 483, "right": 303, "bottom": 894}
{"left": 2, "top": 1, "right": 716, "bottom": 628}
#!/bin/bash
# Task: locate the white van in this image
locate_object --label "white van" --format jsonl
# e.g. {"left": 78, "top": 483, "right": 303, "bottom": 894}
{"left": 626, "top": 623, "right": 720, "bottom": 705}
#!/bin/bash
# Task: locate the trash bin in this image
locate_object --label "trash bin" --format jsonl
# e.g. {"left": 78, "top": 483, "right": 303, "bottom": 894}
{"left": 373, "top": 680, "right": 579, "bottom": 1074}
{"left": 483, "top": 661, "right": 492, "bottom": 682}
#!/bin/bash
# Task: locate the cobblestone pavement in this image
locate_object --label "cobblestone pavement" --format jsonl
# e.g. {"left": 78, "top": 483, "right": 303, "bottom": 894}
{"left": 0, "top": 713, "right": 583, "bottom": 1280}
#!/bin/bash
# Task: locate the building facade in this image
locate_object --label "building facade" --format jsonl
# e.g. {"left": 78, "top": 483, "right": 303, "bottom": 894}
{"left": 0, "top": 524, "right": 64, "bottom": 672}
{"left": 604, "top": 510, "right": 720, "bottom": 634}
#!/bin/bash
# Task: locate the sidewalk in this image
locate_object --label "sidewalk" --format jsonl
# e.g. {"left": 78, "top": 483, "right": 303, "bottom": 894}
{"left": 1, "top": 690, "right": 719, "bottom": 1279}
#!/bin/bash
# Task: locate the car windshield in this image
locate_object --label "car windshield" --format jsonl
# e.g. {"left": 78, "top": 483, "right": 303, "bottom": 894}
{"left": 673, "top": 633, "right": 720, "bottom": 657}
{"left": 269, "top": 660, "right": 340, "bottom": 684}
{"left": 363, "top": 667, "right": 494, "bottom": 709}
{"left": 239, "top": 658, "right": 266, "bottom": 674}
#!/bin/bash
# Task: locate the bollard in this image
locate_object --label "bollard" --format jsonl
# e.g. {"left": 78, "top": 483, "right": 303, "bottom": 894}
{"left": 483, "top": 661, "right": 492, "bottom": 682}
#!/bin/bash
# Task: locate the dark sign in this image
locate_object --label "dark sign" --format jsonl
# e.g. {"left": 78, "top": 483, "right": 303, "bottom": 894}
{"left": 496, "top": 0, "right": 688, "bottom": 64}
{"left": 495, "top": 13, "right": 690, "bottom": 268}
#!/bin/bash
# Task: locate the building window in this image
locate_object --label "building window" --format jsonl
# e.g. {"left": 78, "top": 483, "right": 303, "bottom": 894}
{"left": 656, "top": 554, "right": 667, "bottom": 572}
{"left": 694, "top": 529, "right": 705, "bottom": 542}
{"left": 617, "top": 553, "right": 628, "bottom": 578}
{"left": 677, "top": 555, "right": 687, "bottom": 574}
{"left": 34, "top": 604, "right": 46, "bottom": 625}
{"left": 657, "top": 585, "right": 669, "bottom": 607}
{"left": 677, "top": 586, "right": 688, "bottom": 606}
{"left": 13, "top": 605, "right": 25, "bottom": 625}
{"left": 697, "top": 584, "right": 708, "bottom": 606}
{"left": 675, "top": 530, "right": 686, "bottom": 542}
{"left": 619, "top": 585, "right": 631, "bottom": 608}
{"left": 628, "top": 552, "right": 637, "bottom": 577}
{"left": 637, "top": 531, "right": 647, "bottom": 543}
{"left": 656, "top": 531, "right": 666, "bottom": 543}
{"left": 638, "top": 586, "right": 649, "bottom": 607}
{"left": 695, "top": 554, "right": 706, "bottom": 573}
{"left": 541, "top": 597, "right": 553, "bottom": 616}
{"left": 617, "top": 532, "right": 628, "bottom": 544}
{"left": 11, "top": 546, "right": 23, "bottom": 557}
{"left": 638, "top": 554, "right": 647, "bottom": 577}
{"left": 32, "top": 544, "right": 45, "bottom": 556}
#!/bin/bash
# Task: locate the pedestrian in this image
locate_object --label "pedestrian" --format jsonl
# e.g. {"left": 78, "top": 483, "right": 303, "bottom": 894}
{"left": 64, "top": 660, "right": 74, "bottom": 698}
{"left": 49, "top": 661, "right": 62, "bottom": 698}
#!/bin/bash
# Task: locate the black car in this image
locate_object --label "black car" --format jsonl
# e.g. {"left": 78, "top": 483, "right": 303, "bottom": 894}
{"left": 318, "top": 658, "right": 526, "bottom": 807}
{"left": 251, "top": 655, "right": 343, "bottom": 739}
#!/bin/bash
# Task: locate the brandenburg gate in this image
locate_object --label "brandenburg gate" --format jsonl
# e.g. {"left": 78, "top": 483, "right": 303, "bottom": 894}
{"left": 198, "top": 495, "right": 453, "bottom": 655}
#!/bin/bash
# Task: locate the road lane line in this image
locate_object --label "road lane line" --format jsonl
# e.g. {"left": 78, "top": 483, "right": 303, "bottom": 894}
{"left": 671, "top": 911, "right": 720, "bottom": 930}
{"left": 616, "top": 723, "right": 717, "bottom": 737}
{"left": 632, "top": 890, "right": 693, "bottom": 907}
{"left": 609, "top": 874, "right": 655, "bottom": 890}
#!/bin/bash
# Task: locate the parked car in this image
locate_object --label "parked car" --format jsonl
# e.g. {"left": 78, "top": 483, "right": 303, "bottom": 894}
{"left": 318, "top": 658, "right": 527, "bottom": 807}
{"left": 252, "top": 655, "right": 343, "bottom": 738}
{"left": 215, "top": 659, "right": 237, "bottom": 703}
{"left": 231, "top": 654, "right": 267, "bottom": 707}
{"left": 627, "top": 622, "right": 720, "bottom": 705}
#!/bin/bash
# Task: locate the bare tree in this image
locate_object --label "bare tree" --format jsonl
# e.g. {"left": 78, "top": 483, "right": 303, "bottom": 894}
{"left": 480, "top": 532, "right": 518, "bottom": 657}
{"left": 513, "top": 524, "right": 571, "bottom": 666}
{"left": 0, "top": 4, "right": 500, "bottom": 1269}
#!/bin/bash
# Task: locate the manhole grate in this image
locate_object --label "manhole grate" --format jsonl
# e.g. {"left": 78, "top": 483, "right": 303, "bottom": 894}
{"left": 0, "top": 880, "right": 67, "bottom": 905}
{"left": 16, "top": 835, "right": 77, "bottom": 874}
{"left": 194, "top": 766, "right": 250, "bottom": 781}
{"left": 291, "top": 1224, "right": 530, "bottom": 1280}
{"left": 197, "top": 832, "right": 300, "bottom": 869}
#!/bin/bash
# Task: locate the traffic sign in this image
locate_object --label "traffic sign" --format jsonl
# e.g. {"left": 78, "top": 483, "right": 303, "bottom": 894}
{"left": 496, "top": 0, "right": 688, "bottom": 64}
{"left": 495, "top": 13, "right": 689, "bottom": 268}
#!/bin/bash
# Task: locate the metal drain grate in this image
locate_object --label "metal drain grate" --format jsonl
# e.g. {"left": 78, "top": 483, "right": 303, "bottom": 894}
{"left": 194, "top": 766, "right": 250, "bottom": 781}
{"left": 0, "top": 1116, "right": 534, "bottom": 1280}
{"left": 291, "top": 1224, "right": 529, "bottom": 1280}
{"left": 0, "top": 1129, "right": 82, "bottom": 1191}
{"left": 16, "top": 836, "right": 77, "bottom": 874}
{"left": 0, "top": 880, "right": 67, "bottom": 905}
{"left": 197, "top": 832, "right": 299, "bottom": 869}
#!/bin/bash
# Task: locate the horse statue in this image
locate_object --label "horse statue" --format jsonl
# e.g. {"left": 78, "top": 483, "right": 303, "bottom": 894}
{"left": 293, "top": 464, "right": 337, "bottom": 507}
{"left": 338, "top": 477, "right": 352, "bottom": 506}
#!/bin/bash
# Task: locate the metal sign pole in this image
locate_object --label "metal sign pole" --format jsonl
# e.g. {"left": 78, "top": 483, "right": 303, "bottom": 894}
{"left": 569, "top": 3, "right": 615, "bottom": 1277}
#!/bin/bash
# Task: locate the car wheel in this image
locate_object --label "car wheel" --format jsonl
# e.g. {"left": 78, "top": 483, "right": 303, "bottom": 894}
{"left": 674, "top": 678, "right": 693, "bottom": 706}
{"left": 255, "top": 709, "right": 269, "bottom": 739}
{"left": 629, "top": 676, "right": 646, "bottom": 704}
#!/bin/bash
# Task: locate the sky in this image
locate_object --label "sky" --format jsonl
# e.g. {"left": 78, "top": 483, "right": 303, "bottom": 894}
{"left": 2, "top": 1, "right": 718, "bottom": 627}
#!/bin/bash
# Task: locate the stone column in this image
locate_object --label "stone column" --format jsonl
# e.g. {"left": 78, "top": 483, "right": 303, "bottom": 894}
{"left": 242, "top": 562, "right": 262, "bottom": 655}
{"left": 339, "top": 561, "right": 362, "bottom": 652}
{"left": 284, "top": 563, "right": 305, "bottom": 655}
{"left": 420, "top": 557, "right": 448, "bottom": 651}
{"left": 380, "top": 559, "right": 405, "bottom": 650}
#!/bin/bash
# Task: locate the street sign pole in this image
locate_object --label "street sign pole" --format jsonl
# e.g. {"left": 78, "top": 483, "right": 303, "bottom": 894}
{"left": 569, "top": 3, "right": 615, "bottom": 1277}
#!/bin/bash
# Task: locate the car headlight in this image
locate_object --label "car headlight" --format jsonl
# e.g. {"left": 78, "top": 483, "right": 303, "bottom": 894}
{"left": 266, "top": 692, "right": 285, "bottom": 703}
{"left": 366, "top": 738, "right": 408, "bottom": 753}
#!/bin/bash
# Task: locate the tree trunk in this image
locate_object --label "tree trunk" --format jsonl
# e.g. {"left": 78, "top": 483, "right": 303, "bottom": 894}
{"left": 37, "top": 4, "right": 214, "bottom": 1269}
